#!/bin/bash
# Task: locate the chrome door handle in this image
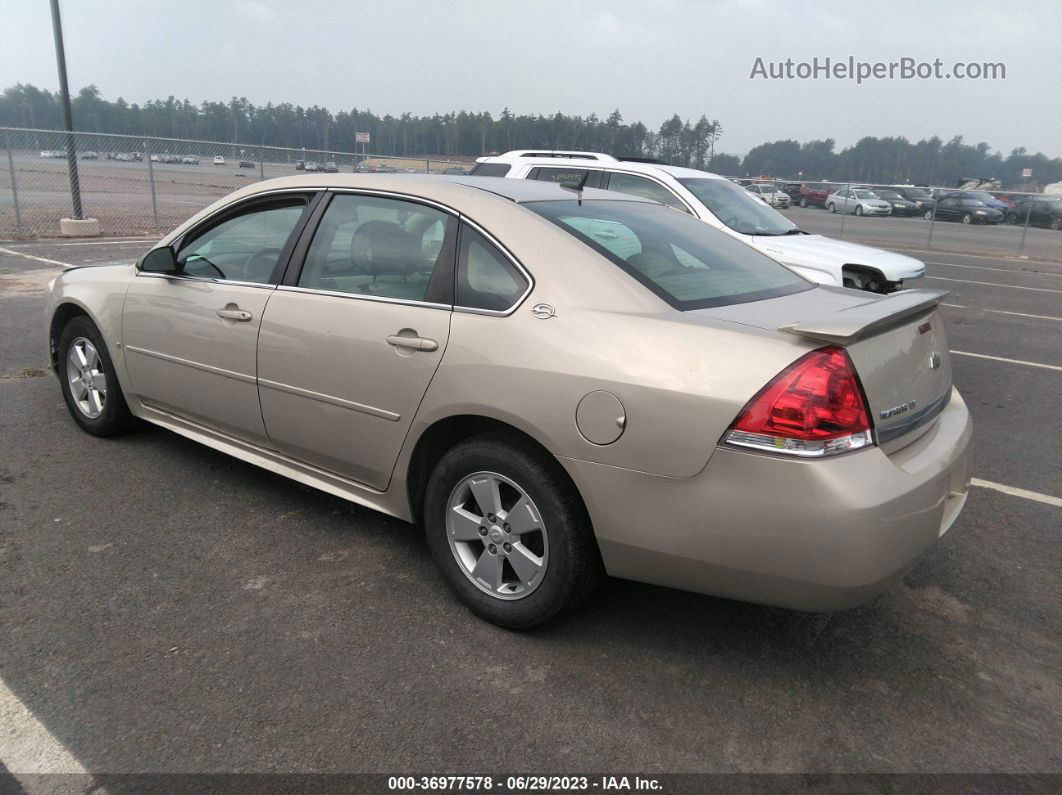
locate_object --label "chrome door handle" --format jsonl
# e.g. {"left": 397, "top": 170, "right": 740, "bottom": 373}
{"left": 387, "top": 334, "right": 438, "bottom": 352}
{"left": 216, "top": 307, "right": 252, "bottom": 322}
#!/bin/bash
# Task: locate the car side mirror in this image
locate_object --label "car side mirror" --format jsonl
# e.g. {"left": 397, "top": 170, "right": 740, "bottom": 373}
{"left": 140, "top": 246, "right": 179, "bottom": 273}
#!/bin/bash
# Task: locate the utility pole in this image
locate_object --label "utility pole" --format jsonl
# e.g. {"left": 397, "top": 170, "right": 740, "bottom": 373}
{"left": 50, "top": 0, "right": 83, "bottom": 219}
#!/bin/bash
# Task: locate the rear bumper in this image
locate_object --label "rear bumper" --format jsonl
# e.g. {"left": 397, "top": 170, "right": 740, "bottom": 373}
{"left": 559, "top": 388, "right": 971, "bottom": 612}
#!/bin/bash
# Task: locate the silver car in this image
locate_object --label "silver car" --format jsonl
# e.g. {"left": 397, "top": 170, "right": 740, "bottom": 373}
{"left": 826, "top": 188, "right": 893, "bottom": 216}
{"left": 46, "top": 175, "right": 971, "bottom": 627}
{"left": 745, "top": 183, "right": 791, "bottom": 208}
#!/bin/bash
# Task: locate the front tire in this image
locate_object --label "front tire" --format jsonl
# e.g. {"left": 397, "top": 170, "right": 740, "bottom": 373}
{"left": 962, "top": 213, "right": 973, "bottom": 224}
{"left": 854, "top": 205, "right": 864, "bottom": 216}
{"left": 424, "top": 433, "right": 601, "bottom": 628}
{"left": 827, "top": 203, "right": 836, "bottom": 213}
{"left": 924, "top": 209, "right": 935, "bottom": 221}
{"left": 57, "top": 316, "right": 135, "bottom": 437}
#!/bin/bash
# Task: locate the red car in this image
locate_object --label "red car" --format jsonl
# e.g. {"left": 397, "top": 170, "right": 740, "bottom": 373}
{"left": 797, "top": 183, "right": 834, "bottom": 208}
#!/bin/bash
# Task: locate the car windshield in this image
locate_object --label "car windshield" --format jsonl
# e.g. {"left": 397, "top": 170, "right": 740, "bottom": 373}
{"left": 962, "top": 200, "right": 987, "bottom": 207}
{"left": 853, "top": 190, "right": 879, "bottom": 199}
{"left": 677, "top": 178, "right": 798, "bottom": 236}
{"left": 965, "top": 191, "right": 997, "bottom": 202}
{"left": 525, "top": 199, "right": 811, "bottom": 310}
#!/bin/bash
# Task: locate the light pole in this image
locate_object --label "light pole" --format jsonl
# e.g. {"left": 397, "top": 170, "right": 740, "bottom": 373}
{"left": 49, "top": 0, "right": 83, "bottom": 220}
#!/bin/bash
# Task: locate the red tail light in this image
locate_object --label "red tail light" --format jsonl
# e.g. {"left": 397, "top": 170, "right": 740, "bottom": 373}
{"left": 723, "top": 346, "right": 873, "bottom": 457}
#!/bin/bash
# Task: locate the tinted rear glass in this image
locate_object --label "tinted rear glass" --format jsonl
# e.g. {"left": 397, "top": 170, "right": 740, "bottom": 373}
{"left": 468, "top": 162, "right": 512, "bottom": 177}
{"left": 525, "top": 200, "right": 811, "bottom": 310}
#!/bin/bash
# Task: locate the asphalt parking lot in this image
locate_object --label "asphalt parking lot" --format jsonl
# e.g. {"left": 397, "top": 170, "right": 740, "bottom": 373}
{"left": 0, "top": 235, "right": 1059, "bottom": 780}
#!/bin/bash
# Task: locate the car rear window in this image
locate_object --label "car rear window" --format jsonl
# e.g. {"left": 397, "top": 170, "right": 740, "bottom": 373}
{"left": 468, "top": 162, "right": 512, "bottom": 177}
{"left": 525, "top": 200, "right": 811, "bottom": 310}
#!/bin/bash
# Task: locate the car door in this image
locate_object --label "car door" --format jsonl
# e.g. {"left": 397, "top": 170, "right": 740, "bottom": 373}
{"left": 122, "top": 193, "right": 314, "bottom": 445}
{"left": 937, "top": 197, "right": 958, "bottom": 220}
{"left": 255, "top": 192, "right": 458, "bottom": 491}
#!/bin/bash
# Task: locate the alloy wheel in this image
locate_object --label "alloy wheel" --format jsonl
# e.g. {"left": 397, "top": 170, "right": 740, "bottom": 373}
{"left": 445, "top": 471, "right": 549, "bottom": 600}
{"left": 66, "top": 337, "right": 106, "bottom": 418}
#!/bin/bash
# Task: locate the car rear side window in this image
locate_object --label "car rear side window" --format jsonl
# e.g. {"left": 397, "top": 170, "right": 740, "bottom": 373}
{"left": 468, "top": 163, "right": 512, "bottom": 177}
{"left": 456, "top": 226, "right": 529, "bottom": 313}
{"left": 297, "top": 194, "right": 456, "bottom": 304}
{"left": 526, "top": 200, "right": 810, "bottom": 310}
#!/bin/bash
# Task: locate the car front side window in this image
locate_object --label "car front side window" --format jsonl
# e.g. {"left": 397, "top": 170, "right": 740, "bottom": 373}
{"left": 297, "top": 194, "right": 456, "bottom": 304}
{"left": 176, "top": 199, "right": 307, "bottom": 283}
{"left": 605, "top": 173, "right": 690, "bottom": 213}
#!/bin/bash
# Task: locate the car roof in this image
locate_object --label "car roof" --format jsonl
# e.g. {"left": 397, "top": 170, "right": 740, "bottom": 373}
{"left": 479, "top": 150, "right": 727, "bottom": 183}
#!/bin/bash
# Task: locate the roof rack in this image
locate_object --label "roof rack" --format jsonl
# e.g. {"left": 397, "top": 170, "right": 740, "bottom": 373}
{"left": 499, "top": 150, "right": 619, "bottom": 162}
{"left": 617, "top": 156, "right": 666, "bottom": 164}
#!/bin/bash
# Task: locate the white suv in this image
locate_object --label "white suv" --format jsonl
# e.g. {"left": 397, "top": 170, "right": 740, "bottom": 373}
{"left": 470, "top": 151, "right": 925, "bottom": 292}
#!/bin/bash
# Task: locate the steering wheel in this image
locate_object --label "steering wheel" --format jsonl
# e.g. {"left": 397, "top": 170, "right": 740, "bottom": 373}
{"left": 244, "top": 247, "right": 283, "bottom": 280}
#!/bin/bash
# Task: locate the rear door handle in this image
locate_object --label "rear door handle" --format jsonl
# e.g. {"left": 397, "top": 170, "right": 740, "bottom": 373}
{"left": 387, "top": 334, "right": 438, "bottom": 352}
{"left": 216, "top": 307, "right": 253, "bottom": 322}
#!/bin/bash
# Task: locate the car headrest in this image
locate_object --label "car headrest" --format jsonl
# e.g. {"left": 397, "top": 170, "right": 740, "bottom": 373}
{"left": 351, "top": 221, "right": 418, "bottom": 276}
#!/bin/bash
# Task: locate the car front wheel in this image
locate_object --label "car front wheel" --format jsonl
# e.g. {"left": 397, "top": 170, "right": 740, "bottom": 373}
{"left": 827, "top": 203, "right": 836, "bottom": 213}
{"left": 962, "top": 213, "right": 973, "bottom": 224}
{"left": 924, "top": 209, "right": 935, "bottom": 220}
{"left": 58, "top": 316, "right": 135, "bottom": 437}
{"left": 854, "top": 205, "right": 864, "bottom": 216}
{"left": 424, "top": 432, "right": 602, "bottom": 628}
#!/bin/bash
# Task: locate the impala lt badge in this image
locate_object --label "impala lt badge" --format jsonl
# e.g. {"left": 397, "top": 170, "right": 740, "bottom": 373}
{"left": 880, "top": 401, "right": 917, "bottom": 420}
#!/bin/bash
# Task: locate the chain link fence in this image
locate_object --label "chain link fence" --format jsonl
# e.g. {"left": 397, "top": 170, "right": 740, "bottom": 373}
{"left": 720, "top": 177, "right": 1062, "bottom": 261}
{"left": 0, "top": 127, "right": 471, "bottom": 239}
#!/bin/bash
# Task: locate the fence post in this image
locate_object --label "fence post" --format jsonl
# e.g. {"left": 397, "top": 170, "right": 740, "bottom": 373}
{"left": 5, "top": 132, "right": 23, "bottom": 236}
{"left": 837, "top": 183, "right": 848, "bottom": 239}
{"left": 144, "top": 140, "right": 159, "bottom": 228}
{"left": 1018, "top": 201, "right": 1032, "bottom": 255}
{"left": 426, "top": 159, "right": 430, "bottom": 174}
{"left": 259, "top": 148, "right": 264, "bottom": 181}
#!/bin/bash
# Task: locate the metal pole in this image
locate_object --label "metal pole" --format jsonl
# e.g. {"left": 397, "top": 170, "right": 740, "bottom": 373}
{"left": 49, "top": 0, "right": 83, "bottom": 219}
{"left": 145, "top": 140, "right": 159, "bottom": 228}
{"left": 259, "top": 148, "right": 264, "bottom": 181}
{"left": 1019, "top": 200, "right": 1032, "bottom": 254}
{"left": 926, "top": 192, "right": 938, "bottom": 249}
{"left": 6, "top": 133, "right": 23, "bottom": 235}
{"left": 837, "top": 183, "right": 848, "bottom": 239}
{"left": 426, "top": 159, "right": 430, "bottom": 174}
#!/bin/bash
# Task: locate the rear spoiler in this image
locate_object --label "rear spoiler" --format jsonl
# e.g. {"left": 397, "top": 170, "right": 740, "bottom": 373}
{"left": 778, "top": 289, "right": 947, "bottom": 344}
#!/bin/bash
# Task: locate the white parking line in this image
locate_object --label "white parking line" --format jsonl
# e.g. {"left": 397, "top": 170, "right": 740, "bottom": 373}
{"left": 5, "top": 238, "right": 155, "bottom": 248}
{"left": 988, "top": 309, "right": 1062, "bottom": 322}
{"left": 951, "top": 350, "right": 1062, "bottom": 372}
{"left": 0, "top": 246, "right": 73, "bottom": 269}
{"left": 926, "top": 261, "right": 1062, "bottom": 277}
{"left": 925, "top": 275, "right": 1062, "bottom": 294}
{"left": 971, "top": 478, "right": 1062, "bottom": 508}
{"left": 0, "top": 676, "right": 88, "bottom": 774}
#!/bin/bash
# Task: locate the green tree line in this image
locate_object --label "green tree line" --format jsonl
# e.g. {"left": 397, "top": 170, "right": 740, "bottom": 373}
{"left": 0, "top": 84, "right": 722, "bottom": 169}
{"left": 2, "top": 83, "right": 1059, "bottom": 187}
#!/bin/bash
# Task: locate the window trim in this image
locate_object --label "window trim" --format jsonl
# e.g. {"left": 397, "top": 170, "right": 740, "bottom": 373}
{"left": 453, "top": 220, "right": 534, "bottom": 317}
{"left": 135, "top": 189, "right": 322, "bottom": 287}
{"left": 277, "top": 188, "right": 462, "bottom": 311}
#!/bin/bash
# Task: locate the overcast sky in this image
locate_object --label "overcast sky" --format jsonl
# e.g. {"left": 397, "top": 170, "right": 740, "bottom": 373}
{"left": 2, "top": 0, "right": 1060, "bottom": 157}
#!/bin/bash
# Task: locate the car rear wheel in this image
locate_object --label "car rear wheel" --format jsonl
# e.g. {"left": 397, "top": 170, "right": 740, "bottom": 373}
{"left": 58, "top": 316, "right": 135, "bottom": 437}
{"left": 924, "top": 209, "right": 934, "bottom": 221}
{"left": 1050, "top": 217, "right": 1062, "bottom": 231}
{"left": 423, "top": 432, "right": 601, "bottom": 628}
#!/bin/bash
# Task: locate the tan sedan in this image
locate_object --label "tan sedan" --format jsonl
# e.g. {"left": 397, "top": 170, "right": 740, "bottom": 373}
{"left": 46, "top": 175, "right": 971, "bottom": 627}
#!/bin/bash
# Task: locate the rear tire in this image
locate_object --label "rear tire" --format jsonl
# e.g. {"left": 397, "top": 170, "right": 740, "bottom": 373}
{"left": 423, "top": 433, "right": 602, "bottom": 628}
{"left": 924, "top": 209, "right": 934, "bottom": 221}
{"left": 57, "top": 316, "right": 136, "bottom": 437}
{"left": 1050, "top": 217, "right": 1062, "bottom": 231}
